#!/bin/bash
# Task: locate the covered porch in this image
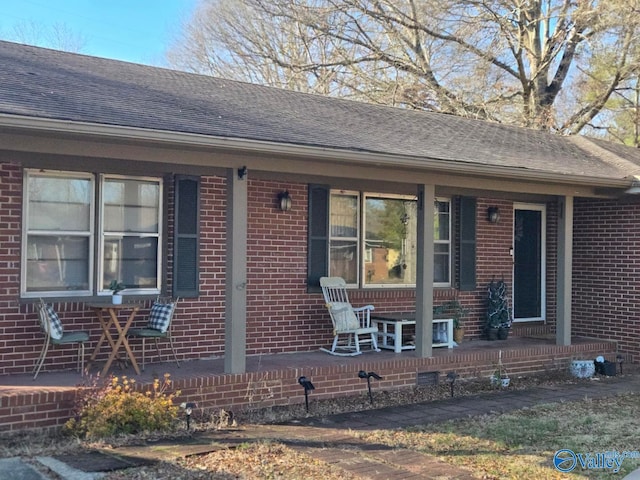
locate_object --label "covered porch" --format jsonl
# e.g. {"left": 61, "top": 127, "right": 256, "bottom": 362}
{"left": 1, "top": 41, "right": 640, "bottom": 440}
{"left": 0, "top": 330, "right": 619, "bottom": 434}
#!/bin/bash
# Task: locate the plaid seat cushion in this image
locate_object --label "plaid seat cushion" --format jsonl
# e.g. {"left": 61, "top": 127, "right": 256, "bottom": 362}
{"left": 147, "top": 302, "right": 174, "bottom": 333}
{"left": 45, "top": 305, "right": 64, "bottom": 340}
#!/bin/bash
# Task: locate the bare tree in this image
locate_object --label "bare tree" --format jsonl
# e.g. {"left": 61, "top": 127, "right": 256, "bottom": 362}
{"left": 168, "top": 0, "right": 640, "bottom": 134}
{"left": 167, "top": 0, "right": 344, "bottom": 95}
{"left": 5, "top": 20, "right": 86, "bottom": 53}
{"left": 589, "top": 77, "right": 640, "bottom": 147}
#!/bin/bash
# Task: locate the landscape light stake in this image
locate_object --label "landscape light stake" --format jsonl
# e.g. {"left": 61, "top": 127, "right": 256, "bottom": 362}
{"left": 180, "top": 402, "right": 197, "bottom": 430}
{"left": 616, "top": 354, "right": 624, "bottom": 375}
{"left": 446, "top": 371, "right": 459, "bottom": 397}
{"left": 298, "top": 376, "right": 315, "bottom": 412}
{"left": 358, "top": 370, "right": 383, "bottom": 405}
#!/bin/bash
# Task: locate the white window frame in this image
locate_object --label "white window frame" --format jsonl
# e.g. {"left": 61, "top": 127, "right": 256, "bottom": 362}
{"left": 363, "top": 192, "right": 418, "bottom": 289}
{"left": 98, "top": 174, "right": 163, "bottom": 297}
{"left": 512, "top": 202, "right": 546, "bottom": 322}
{"left": 433, "top": 199, "right": 452, "bottom": 288}
{"left": 329, "top": 190, "right": 360, "bottom": 287}
{"left": 21, "top": 169, "right": 162, "bottom": 298}
{"left": 329, "top": 189, "right": 451, "bottom": 288}
{"left": 21, "top": 170, "right": 95, "bottom": 298}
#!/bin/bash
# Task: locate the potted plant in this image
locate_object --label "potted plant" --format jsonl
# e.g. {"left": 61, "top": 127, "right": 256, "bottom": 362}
{"left": 435, "top": 299, "right": 468, "bottom": 343}
{"left": 109, "top": 280, "right": 126, "bottom": 304}
{"left": 485, "top": 278, "right": 511, "bottom": 340}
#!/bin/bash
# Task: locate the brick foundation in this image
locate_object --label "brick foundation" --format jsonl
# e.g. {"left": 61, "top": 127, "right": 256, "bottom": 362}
{"left": 0, "top": 338, "right": 617, "bottom": 434}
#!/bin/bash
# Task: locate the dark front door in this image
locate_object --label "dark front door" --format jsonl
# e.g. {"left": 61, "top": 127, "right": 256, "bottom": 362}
{"left": 513, "top": 205, "right": 545, "bottom": 320}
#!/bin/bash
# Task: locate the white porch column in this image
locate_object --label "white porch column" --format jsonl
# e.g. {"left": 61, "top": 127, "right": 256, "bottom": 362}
{"left": 225, "top": 167, "right": 248, "bottom": 373}
{"left": 556, "top": 196, "right": 573, "bottom": 346}
{"left": 415, "top": 184, "right": 435, "bottom": 357}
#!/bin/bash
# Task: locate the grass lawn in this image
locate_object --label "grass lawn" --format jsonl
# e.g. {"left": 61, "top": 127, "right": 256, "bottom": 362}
{"left": 4, "top": 391, "right": 639, "bottom": 479}
{"left": 357, "top": 393, "right": 640, "bottom": 479}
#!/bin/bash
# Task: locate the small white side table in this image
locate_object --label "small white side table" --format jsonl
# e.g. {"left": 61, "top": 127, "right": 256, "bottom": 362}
{"left": 371, "top": 313, "right": 454, "bottom": 352}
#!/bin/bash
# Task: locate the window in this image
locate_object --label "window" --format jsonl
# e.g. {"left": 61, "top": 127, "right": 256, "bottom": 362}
{"left": 363, "top": 194, "right": 417, "bottom": 286}
{"left": 433, "top": 200, "right": 451, "bottom": 284}
{"left": 22, "top": 170, "right": 162, "bottom": 297}
{"left": 329, "top": 192, "right": 359, "bottom": 284}
{"left": 101, "top": 176, "right": 161, "bottom": 292}
{"left": 23, "top": 171, "right": 93, "bottom": 294}
{"left": 329, "top": 190, "right": 451, "bottom": 287}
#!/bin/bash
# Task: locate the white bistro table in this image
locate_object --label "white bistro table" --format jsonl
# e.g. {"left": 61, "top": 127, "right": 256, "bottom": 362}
{"left": 371, "top": 312, "right": 454, "bottom": 353}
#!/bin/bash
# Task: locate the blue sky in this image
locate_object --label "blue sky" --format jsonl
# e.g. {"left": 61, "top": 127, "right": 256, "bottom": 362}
{"left": 0, "top": 0, "right": 199, "bottom": 66}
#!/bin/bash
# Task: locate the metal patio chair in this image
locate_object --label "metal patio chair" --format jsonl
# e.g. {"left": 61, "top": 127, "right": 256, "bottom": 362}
{"left": 127, "top": 296, "right": 180, "bottom": 370}
{"left": 33, "top": 300, "right": 90, "bottom": 380}
{"left": 320, "top": 277, "right": 380, "bottom": 356}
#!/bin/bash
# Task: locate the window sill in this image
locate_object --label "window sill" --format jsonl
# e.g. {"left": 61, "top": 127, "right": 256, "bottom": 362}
{"left": 20, "top": 294, "right": 159, "bottom": 305}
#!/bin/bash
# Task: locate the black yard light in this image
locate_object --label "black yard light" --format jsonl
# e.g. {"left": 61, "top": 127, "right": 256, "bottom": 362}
{"left": 358, "top": 370, "right": 383, "bottom": 405}
{"left": 446, "top": 371, "right": 459, "bottom": 398}
{"left": 180, "top": 402, "right": 197, "bottom": 430}
{"left": 298, "top": 376, "right": 315, "bottom": 412}
{"left": 616, "top": 354, "right": 624, "bottom": 375}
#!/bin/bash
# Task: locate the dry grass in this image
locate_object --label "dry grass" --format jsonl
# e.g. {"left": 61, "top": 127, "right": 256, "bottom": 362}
{"left": 3, "top": 368, "right": 639, "bottom": 479}
{"left": 357, "top": 393, "right": 640, "bottom": 479}
{"left": 103, "top": 442, "right": 358, "bottom": 480}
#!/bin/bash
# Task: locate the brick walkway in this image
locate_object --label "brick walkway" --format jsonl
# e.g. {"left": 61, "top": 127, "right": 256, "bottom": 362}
{"left": 14, "top": 370, "right": 639, "bottom": 479}
{"left": 103, "top": 371, "right": 639, "bottom": 479}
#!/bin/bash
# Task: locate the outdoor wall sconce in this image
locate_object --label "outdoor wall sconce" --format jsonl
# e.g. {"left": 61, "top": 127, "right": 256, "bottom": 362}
{"left": 237, "top": 165, "right": 247, "bottom": 179}
{"left": 298, "top": 376, "right": 315, "bottom": 412}
{"left": 625, "top": 175, "right": 640, "bottom": 194}
{"left": 487, "top": 206, "right": 500, "bottom": 223}
{"left": 278, "top": 190, "right": 292, "bottom": 211}
{"left": 358, "top": 370, "right": 382, "bottom": 405}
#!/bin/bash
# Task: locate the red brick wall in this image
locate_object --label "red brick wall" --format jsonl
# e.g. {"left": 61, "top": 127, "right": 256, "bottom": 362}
{"left": 174, "top": 341, "right": 614, "bottom": 413}
{"left": 171, "top": 176, "right": 227, "bottom": 359}
{"left": 464, "top": 198, "right": 558, "bottom": 337}
{"left": 0, "top": 386, "right": 78, "bottom": 433}
{"left": 573, "top": 198, "right": 640, "bottom": 361}
{"left": 0, "top": 163, "right": 564, "bottom": 375}
{"left": 0, "top": 339, "right": 616, "bottom": 433}
{"left": 0, "top": 163, "right": 36, "bottom": 374}
{"left": 470, "top": 198, "right": 515, "bottom": 336}
{"left": 245, "top": 181, "right": 329, "bottom": 353}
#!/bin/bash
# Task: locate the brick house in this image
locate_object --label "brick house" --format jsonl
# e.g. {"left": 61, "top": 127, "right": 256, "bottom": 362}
{"left": 1, "top": 38, "right": 639, "bottom": 385}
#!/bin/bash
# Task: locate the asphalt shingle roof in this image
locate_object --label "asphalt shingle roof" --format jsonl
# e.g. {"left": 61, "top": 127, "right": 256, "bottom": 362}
{"left": 0, "top": 40, "right": 638, "bottom": 182}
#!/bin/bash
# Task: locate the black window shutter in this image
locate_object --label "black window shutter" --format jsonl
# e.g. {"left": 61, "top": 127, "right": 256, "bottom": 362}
{"left": 458, "top": 196, "right": 477, "bottom": 291}
{"left": 173, "top": 175, "right": 200, "bottom": 298}
{"left": 307, "top": 184, "right": 330, "bottom": 292}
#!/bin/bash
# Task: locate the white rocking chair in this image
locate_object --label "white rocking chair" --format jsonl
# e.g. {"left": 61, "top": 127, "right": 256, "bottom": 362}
{"left": 320, "top": 277, "right": 380, "bottom": 356}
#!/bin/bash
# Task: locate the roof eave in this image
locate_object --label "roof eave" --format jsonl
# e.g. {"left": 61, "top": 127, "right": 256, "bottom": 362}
{"left": 0, "top": 114, "right": 632, "bottom": 189}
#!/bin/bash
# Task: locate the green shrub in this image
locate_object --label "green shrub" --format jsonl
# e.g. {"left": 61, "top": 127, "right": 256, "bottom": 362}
{"left": 65, "top": 374, "right": 180, "bottom": 439}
